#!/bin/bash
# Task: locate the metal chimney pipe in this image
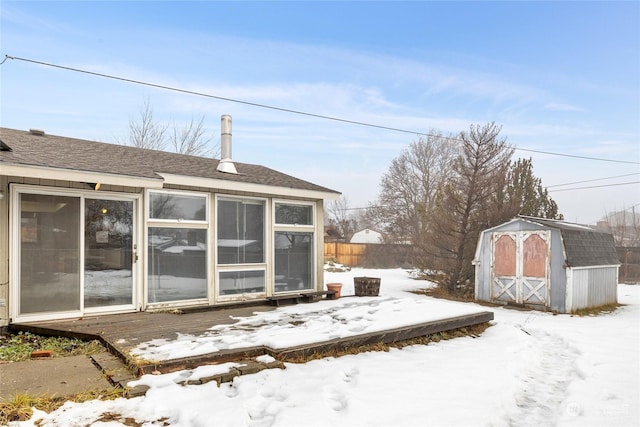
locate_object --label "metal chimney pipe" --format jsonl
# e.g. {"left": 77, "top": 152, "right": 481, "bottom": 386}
{"left": 221, "top": 114, "right": 232, "bottom": 160}
{"left": 217, "top": 114, "right": 237, "bottom": 174}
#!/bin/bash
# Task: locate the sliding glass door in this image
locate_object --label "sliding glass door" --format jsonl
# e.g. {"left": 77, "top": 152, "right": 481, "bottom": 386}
{"left": 15, "top": 188, "right": 138, "bottom": 320}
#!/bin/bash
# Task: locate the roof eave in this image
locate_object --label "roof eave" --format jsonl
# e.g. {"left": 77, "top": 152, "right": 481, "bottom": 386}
{"left": 158, "top": 172, "right": 341, "bottom": 200}
{"left": 0, "top": 163, "right": 164, "bottom": 189}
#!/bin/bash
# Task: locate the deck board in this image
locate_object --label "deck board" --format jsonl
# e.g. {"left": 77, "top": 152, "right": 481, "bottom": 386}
{"left": 12, "top": 301, "right": 494, "bottom": 374}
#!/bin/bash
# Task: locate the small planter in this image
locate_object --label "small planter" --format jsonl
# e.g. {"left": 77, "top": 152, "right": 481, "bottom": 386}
{"left": 354, "top": 277, "right": 381, "bottom": 296}
{"left": 326, "top": 283, "right": 343, "bottom": 299}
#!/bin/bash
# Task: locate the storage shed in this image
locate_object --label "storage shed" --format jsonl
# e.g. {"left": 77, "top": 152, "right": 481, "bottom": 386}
{"left": 473, "top": 216, "right": 619, "bottom": 313}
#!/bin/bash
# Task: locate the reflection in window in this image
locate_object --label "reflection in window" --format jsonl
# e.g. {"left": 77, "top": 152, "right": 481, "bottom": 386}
{"left": 19, "top": 193, "right": 81, "bottom": 314}
{"left": 275, "top": 231, "right": 313, "bottom": 292}
{"left": 149, "top": 192, "right": 206, "bottom": 221}
{"left": 275, "top": 203, "right": 313, "bottom": 225}
{"left": 217, "top": 199, "right": 265, "bottom": 264}
{"left": 148, "top": 228, "right": 207, "bottom": 303}
{"left": 219, "top": 270, "right": 265, "bottom": 295}
{"left": 84, "top": 199, "right": 134, "bottom": 308}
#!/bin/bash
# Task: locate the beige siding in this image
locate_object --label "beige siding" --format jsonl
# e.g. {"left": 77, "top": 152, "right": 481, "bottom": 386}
{"left": 0, "top": 175, "right": 8, "bottom": 327}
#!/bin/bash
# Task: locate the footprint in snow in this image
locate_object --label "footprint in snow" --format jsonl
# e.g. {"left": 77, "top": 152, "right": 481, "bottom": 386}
{"left": 223, "top": 383, "right": 239, "bottom": 398}
{"left": 342, "top": 366, "right": 360, "bottom": 385}
{"left": 323, "top": 385, "right": 348, "bottom": 411}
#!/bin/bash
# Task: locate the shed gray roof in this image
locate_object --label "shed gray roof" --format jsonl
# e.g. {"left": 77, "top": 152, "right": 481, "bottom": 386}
{"left": 0, "top": 128, "right": 340, "bottom": 197}
{"left": 519, "top": 216, "right": 619, "bottom": 267}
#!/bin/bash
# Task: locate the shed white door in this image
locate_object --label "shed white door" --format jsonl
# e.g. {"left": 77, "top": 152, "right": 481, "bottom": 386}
{"left": 491, "top": 231, "right": 550, "bottom": 307}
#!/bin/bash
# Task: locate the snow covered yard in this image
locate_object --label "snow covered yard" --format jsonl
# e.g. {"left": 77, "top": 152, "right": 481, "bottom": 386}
{"left": 18, "top": 268, "right": 640, "bottom": 427}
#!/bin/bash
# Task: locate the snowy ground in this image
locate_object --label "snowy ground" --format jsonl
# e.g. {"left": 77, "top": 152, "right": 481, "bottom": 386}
{"left": 18, "top": 268, "right": 640, "bottom": 427}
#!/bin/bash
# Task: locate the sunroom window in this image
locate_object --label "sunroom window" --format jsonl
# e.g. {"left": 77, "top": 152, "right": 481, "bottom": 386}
{"left": 217, "top": 197, "right": 266, "bottom": 296}
{"left": 274, "top": 202, "right": 315, "bottom": 293}
{"left": 147, "top": 191, "right": 208, "bottom": 303}
{"left": 217, "top": 198, "right": 265, "bottom": 265}
{"left": 149, "top": 192, "right": 206, "bottom": 221}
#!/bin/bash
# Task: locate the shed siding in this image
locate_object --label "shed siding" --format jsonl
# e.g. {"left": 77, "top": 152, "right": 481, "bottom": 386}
{"left": 567, "top": 266, "right": 618, "bottom": 312}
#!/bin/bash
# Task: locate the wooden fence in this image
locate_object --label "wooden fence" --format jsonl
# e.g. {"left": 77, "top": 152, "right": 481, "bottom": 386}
{"left": 324, "top": 242, "right": 367, "bottom": 267}
{"left": 324, "top": 242, "right": 413, "bottom": 268}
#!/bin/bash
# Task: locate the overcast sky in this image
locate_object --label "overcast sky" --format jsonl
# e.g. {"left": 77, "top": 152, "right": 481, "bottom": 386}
{"left": 1, "top": 1, "right": 638, "bottom": 224}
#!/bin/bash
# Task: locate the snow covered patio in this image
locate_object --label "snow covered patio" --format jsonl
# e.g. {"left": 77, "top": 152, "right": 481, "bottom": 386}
{"left": 12, "top": 269, "right": 493, "bottom": 374}
{"left": 9, "top": 268, "right": 640, "bottom": 426}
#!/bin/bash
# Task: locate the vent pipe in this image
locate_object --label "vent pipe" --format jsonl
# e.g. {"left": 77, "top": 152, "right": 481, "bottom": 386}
{"left": 217, "top": 114, "right": 237, "bottom": 174}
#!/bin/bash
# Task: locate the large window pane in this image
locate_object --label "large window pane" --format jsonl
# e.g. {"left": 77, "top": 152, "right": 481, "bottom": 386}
{"left": 219, "top": 270, "right": 265, "bottom": 295}
{"left": 20, "top": 193, "right": 80, "bottom": 314}
{"left": 148, "top": 227, "right": 207, "bottom": 303}
{"left": 275, "top": 203, "right": 312, "bottom": 225}
{"left": 275, "top": 232, "right": 313, "bottom": 292}
{"left": 84, "top": 199, "right": 134, "bottom": 308}
{"left": 217, "top": 199, "right": 264, "bottom": 264}
{"left": 149, "top": 193, "right": 206, "bottom": 221}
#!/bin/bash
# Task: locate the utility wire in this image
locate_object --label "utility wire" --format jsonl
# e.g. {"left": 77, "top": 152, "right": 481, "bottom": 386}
{"left": 546, "top": 172, "right": 640, "bottom": 188}
{"left": 3, "top": 54, "right": 640, "bottom": 165}
{"left": 548, "top": 181, "right": 640, "bottom": 192}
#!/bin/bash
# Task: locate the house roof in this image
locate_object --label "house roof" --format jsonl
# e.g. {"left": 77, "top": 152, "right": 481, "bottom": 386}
{"left": 0, "top": 128, "right": 340, "bottom": 199}
{"left": 518, "top": 216, "right": 619, "bottom": 267}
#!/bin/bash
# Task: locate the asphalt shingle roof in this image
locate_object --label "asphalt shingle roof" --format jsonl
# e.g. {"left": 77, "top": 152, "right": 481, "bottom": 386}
{"left": 0, "top": 128, "right": 339, "bottom": 196}
{"left": 519, "top": 216, "right": 619, "bottom": 267}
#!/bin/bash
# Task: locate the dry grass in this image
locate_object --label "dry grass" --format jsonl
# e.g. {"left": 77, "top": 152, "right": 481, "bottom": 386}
{"left": 0, "top": 387, "right": 125, "bottom": 424}
{"left": 283, "top": 322, "right": 492, "bottom": 363}
{"left": 0, "top": 332, "right": 104, "bottom": 363}
{"left": 411, "top": 286, "right": 476, "bottom": 303}
{"left": 571, "top": 303, "right": 622, "bottom": 316}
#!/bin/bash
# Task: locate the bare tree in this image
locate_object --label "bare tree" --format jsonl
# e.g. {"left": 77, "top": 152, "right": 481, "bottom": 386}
{"left": 369, "top": 131, "right": 458, "bottom": 252}
{"left": 428, "top": 122, "right": 514, "bottom": 296}
{"left": 601, "top": 206, "right": 640, "bottom": 247}
{"left": 169, "top": 114, "right": 219, "bottom": 157}
{"left": 125, "top": 98, "right": 168, "bottom": 151}
{"left": 326, "top": 196, "right": 358, "bottom": 241}
{"left": 120, "top": 98, "right": 219, "bottom": 157}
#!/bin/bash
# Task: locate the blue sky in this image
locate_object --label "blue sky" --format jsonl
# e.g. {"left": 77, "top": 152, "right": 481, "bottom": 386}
{"left": 1, "top": 1, "right": 638, "bottom": 224}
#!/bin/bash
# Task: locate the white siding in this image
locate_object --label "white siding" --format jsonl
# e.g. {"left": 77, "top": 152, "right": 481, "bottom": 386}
{"left": 567, "top": 266, "right": 618, "bottom": 312}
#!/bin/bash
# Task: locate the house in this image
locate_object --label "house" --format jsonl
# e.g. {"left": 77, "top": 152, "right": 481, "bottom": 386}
{"left": 473, "top": 216, "right": 619, "bottom": 313}
{"left": 350, "top": 228, "right": 383, "bottom": 244}
{"left": 0, "top": 117, "right": 340, "bottom": 327}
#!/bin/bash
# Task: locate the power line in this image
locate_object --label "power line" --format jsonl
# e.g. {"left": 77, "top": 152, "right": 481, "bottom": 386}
{"left": 3, "top": 54, "right": 640, "bottom": 166}
{"left": 546, "top": 172, "right": 640, "bottom": 188}
{"left": 548, "top": 181, "right": 640, "bottom": 192}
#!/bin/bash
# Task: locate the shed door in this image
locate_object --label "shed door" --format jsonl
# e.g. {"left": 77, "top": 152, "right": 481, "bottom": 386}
{"left": 491, "top": 231, "right": 550, "bottom": 306}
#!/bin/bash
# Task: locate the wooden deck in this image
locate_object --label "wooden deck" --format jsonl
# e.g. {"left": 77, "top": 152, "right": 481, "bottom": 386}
{"left": 11, "top": 300, "right": 494, "bottom": 375}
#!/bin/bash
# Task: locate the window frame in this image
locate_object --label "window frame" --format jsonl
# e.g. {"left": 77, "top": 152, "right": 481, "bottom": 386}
{"left": 215, "top": 194, "right": 269, "bottom": 300}
{"left": 272, "top": 200, "right": 316, "bottom": 294}
{"left": 145, "top": 189, "right": 210, "bottom": 307}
